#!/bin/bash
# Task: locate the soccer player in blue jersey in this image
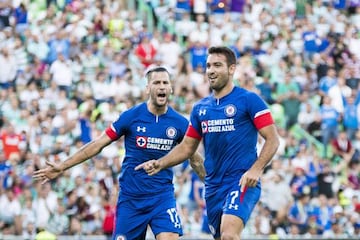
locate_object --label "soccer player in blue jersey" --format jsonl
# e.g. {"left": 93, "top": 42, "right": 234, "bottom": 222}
{"left": 33, "top": 66, "right": 205, "bottom": 240}
{"left": 136, "top": 46, "right": 280, "bottom": 239}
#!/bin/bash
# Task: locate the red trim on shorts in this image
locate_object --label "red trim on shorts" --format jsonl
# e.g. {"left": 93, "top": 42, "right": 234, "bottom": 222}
{"left": 240, "top": 186, "right": 248, "bottom": 203}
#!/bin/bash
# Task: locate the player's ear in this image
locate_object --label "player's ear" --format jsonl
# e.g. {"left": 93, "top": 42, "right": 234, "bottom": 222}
{"left": 145, "top": 84, "right": 150, "bottom": 95}
{"left": 229, "top": 64, "right": 236, "bottom": 75}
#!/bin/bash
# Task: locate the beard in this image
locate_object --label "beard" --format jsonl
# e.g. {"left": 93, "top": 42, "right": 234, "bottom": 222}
{"left": 151, "top": 94, "right": 169, "bottom": 108}
{"left": 209, "top": 77, "right": 228, "bottom": 91}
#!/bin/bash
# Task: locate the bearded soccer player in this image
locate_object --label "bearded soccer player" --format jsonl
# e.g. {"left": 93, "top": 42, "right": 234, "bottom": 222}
{"left": 136, "top": 47, "right": 280, "bottom": 239}
{"left": 34, "top": 67, "right": 205, "bottom": 240}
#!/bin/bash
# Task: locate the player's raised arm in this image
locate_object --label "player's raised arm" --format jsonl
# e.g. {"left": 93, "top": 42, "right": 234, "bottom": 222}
{"left": 135, "top": 136, "right": 201, "bottom": 175}
{"left": 33, "top": 132, "right": 113, "bottom": 184}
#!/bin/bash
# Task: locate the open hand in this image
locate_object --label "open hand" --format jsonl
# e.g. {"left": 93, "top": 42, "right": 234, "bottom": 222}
{"left": 33, "top": 161, "right": 63, "bottom": 184}
{"left": 134, "top": 160, "right": 161, "bottom": 176}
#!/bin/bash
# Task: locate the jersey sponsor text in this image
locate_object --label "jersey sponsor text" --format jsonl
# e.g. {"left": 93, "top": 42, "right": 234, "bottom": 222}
{"left": 201, "top": 118, "right": 236, "bottom": 133}
{"left": 136, "top": 136, "right": 174, "bottom": 150}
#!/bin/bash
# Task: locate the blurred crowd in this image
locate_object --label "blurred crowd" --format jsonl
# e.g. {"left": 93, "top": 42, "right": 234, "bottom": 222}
{"left": 1, "top": 0, "right": 360, "bottom": 239}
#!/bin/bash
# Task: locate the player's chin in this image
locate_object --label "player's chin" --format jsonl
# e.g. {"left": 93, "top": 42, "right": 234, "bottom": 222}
{"left": 209, "top": 81, "right": 217, "bottom": 88}
{"left": 209, "top": 82, "right": 221, "bottom": 91}
{"left": 156, "top": 97, "right": 168, "bottom": 105}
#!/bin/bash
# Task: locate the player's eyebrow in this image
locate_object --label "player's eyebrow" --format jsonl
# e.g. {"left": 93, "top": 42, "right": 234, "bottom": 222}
{"left": 207, "top": 62, "right": 223, "bottom": 67}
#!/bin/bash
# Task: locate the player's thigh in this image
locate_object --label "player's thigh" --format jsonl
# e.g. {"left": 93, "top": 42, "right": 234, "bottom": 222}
{"left": 112, "top": 198, "right": 148, "bottom": 240}
{"left": 220, "top": 214, "right": 243, "bottom": 240}
{"left": 150, "top": 195, "right": 182, "bottom": 238}
{"left": 156, "top": 232, "right": 179, "bottom": 240}
{"left": 206, "top": 181, "right": 261, "bottom": 238}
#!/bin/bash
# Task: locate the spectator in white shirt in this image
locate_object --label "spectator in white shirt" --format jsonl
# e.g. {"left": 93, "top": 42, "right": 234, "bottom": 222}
{"left": 91, "top": 71, "right": 112, "bottom": 105}
{"left": 0, "top": 187, "right": 22, "bottom": 235}
{"left": 32, "top": 182, "right": 58, "bottom": 230}
{"left": 109, "top": 73, "right": 132, "bottom": 101}
{"left": 0, "top": 48, "right": 17, "bottom": 89}
{"left": 49, "top": 52, "right": 73, "bottom": 97}
{"left": 157, "top": 33, "right": 182, "bottom": 70}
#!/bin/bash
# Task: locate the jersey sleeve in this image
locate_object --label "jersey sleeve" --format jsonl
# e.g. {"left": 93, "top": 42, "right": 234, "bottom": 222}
{"left": 176, "top": 113, "right": 193, "bottom": 143}
{"left": 247, "top": 92, "right": 274, "bottom": 130}
{"left": 186, "top": 104, "right": 203, "bottom": 140}
{"left": 185, "top": 124, "right": 202, "bottom": 140}
{"left": 105, "top": 110, "right": 132, "bottom": 140}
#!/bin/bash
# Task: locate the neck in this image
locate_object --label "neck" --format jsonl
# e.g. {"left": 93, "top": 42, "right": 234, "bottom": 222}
{"left": 147, "top": 102, "right": 167, "bottom": 115}
{"left": 213, "top": 83, "right": 234, "bottom": 99}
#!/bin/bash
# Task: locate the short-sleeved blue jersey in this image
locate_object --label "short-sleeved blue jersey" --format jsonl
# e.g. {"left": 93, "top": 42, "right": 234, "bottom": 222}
{"left": 106, "top": 102, "right": 189, "bottom": 198}
{"left": 189, "top": 87, "right": 273, "bottom": 189}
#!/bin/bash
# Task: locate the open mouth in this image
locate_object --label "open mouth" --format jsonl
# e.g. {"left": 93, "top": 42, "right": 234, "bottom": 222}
{"left": 158, "top": 93, "right": 166, "bottom": 98}
{"left": 208, "top": 75, "right": 217, "bottom": 80}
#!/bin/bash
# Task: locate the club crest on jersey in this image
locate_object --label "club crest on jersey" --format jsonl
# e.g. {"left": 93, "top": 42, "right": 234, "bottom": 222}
{"left": 166, "top": 127, "right": 177, "bottom": 138}
{"left": 136, "top": 136, "right": 147, "bottom": 148}
{"left": 224, "top": 104, "right": 236, "bottom": 117}
{"left": 201, "top": 121, "right": 208, "bottom": 133}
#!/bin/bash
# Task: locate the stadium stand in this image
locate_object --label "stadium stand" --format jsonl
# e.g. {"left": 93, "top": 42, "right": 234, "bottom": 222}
{"left": 0, "top": 0, "right": 360, "bottom": 239}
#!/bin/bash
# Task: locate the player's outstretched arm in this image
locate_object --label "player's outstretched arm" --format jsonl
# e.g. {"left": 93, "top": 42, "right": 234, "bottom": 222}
{"left": 135, "top": 136, "right": 200, "bottom": 175}
{"left": 33, "top": 132, "right": 113, "bottom": 184}
{"left": 32, "top": 160, "right": 63, "bottom": 185}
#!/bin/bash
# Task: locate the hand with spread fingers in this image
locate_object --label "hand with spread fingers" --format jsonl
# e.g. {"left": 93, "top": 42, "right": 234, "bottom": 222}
{"left": 135, "top": 159, "right": 161, "bottom": 176}
{"left": 33, "top": 160, "right": 63, "bottom": 184}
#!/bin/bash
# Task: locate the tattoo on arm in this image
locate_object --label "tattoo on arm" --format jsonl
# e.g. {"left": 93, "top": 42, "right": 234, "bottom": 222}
{"left": 190, "top": 156, "right": 206, "bottom": 181}
{"left": 61, "top": 140, "right": 101, "bottom": 173}
{"left": 195, "top": 164, "right": 206, "bottom": 181}
{"left": 80, "top": 141, "right": 97, "bottom": 160}
{"left": 81, "top": 148, "right": 90, "bottom": 160}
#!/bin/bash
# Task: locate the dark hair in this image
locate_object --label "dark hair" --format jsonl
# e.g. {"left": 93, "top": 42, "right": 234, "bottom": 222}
{"left": 145, "top": 66, "right": 170, "bottom": 81}
{"left": 208, "top": 46, "right": 237, "bottom": 66}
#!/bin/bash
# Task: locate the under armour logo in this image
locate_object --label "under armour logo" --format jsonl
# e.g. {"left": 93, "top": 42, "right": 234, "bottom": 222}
{"left": 199, "top": 109, "right": 206, "bottom": 116}
{"left": 228, "top": 204, "right": 238, "bottom": 210}
{"left": 137, "top": 126, "right": 146, "bottom": 132}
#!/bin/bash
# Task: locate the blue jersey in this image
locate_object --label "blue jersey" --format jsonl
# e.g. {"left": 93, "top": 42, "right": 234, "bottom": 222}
{"left": 188, "top": 87, "right": 274, "bottom": 189}
{"left": 320, "top": 105, "right": 339, "bottom": 128}
{"left": 105, "top": 102, "right": 189, "bottom": 198}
